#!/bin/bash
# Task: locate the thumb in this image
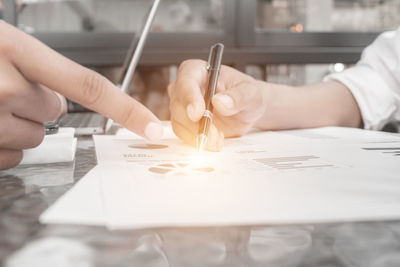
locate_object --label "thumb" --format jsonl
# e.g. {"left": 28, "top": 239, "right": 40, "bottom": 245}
{"left": 212, "top": 81, "right": 259, "bottom": 117}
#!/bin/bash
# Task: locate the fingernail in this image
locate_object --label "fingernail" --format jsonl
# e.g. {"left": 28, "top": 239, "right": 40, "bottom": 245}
{"left": 186, "top": 104, "right": 195, "bottom": 121}
{"left": 144, "top": 122, "right": 163, "bottom": 141}
{"left": 214, "top": 94, "right": 234, "bottom": 109}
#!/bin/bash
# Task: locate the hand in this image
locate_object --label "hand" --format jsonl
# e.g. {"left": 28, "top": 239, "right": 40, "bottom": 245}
{"left": 168, "top": 59, "right": 267, "bottom": 151}
{"left": 0, "top": 22, "right": 163, "bottom": 170}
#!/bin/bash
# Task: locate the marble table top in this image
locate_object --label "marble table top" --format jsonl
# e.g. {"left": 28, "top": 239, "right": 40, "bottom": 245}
{"left": 1, "top": 136, "right": 399, "bottom": 267}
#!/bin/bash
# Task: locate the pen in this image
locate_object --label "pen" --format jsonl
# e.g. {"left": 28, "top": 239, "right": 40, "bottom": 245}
{"left": 196, "top": 43, "right": 224, "bottom": 152}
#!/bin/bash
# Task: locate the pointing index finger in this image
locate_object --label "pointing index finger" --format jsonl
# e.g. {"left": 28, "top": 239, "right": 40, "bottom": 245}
{"left": 1, "top": 22, "right": 163, "bottom": 140}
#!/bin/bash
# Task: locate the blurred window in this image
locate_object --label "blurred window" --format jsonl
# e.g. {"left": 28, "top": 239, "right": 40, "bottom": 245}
{"left": 18, "top": 0, "right": 225, "bottom": 33}
{"left": 257, "top": 0, "right": 400, "bottom": 33}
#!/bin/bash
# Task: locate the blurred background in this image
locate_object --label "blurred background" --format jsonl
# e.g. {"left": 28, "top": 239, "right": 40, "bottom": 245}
{"left": 1, "top": 0, "right": 400, "bottom": 120}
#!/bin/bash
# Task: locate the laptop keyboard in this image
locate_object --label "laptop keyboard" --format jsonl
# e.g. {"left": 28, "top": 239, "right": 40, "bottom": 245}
{"left": 60, "top": 113, "right": 106, "bottom": 128}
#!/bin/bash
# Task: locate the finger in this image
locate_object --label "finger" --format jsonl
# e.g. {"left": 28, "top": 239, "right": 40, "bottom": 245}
{"left": 212, "top": 81, "right": 261, "bottom": 118}
{"left": 12, "top": 84, "right": 64, "bottom": 123}
{"left": 0, "top": 149, "right": 22, "bottom": 170}
{"left": 173, "top": 60, "right": 208, "bottom": 122}
{"left": 0, "top": 114, "right": 45, "bottom": 149}
{"left": 0, "top": 59, "right": 62, "bottom": 123}
{"left": 171, "top": 121, "right": 195, "bottom": 146}
{"left": 171, "top": 120, "right": 223, "bottom": 152}
{"left": 204, "top": 123, "right": 224, "bottom": 152}
{"left": 1, "top": 22, "right": 163, "bottom": 141}
{"left": 169, "top": 100, "right": 225, "bottom": 150}
{"left": 213, "top": 113, "right": 253, "bottom": 138}
{"left": 169, "top": 100, "right": 198, "bottom": 135}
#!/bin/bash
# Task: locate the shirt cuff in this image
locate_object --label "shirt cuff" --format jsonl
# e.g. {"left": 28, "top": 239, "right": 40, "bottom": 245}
{"left": 324, "top": 66, "right": 396, "bottom": 130}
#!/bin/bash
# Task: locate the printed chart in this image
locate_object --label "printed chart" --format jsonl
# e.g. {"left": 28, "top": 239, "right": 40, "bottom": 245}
{"left": 254, "top": 155, "right": 336, "bottom": 170}
{"left": 149, "top": 163, "right": 214, "bottom": 176}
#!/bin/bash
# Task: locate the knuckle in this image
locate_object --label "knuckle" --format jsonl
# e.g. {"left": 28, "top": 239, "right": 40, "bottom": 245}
{"left": 178, "top": 60, "right": 193, "bottom": 72}
{"left": 79, "top": 71, "right": 107, "bottom": 108}
{"left": 178, "top": 59, "right": 205, "bottom": 72}
{"left": 38, "top": 92, "right": 63, "bottom": 123}
{"left": 119, "top": 101, "right": 138, "bottom": 127}
{"left": 232, "top": 91, "right": 245, "bottom": 107}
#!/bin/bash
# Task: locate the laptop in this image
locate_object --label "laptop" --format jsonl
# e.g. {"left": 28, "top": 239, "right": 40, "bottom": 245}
{"left": 58, "top": 0, "right": 162, "bottom": 135}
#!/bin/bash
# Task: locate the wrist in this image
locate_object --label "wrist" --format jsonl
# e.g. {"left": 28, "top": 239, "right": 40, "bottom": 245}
{"left": 253, "top": 81, "right": 281, "bottom": 129}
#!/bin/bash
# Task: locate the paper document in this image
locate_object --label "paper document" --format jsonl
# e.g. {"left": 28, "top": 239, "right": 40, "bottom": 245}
{"left": 40, "top": 166, "right": 105, "bottom": 225}
{"left": 101, "top": 166, "right": 400, "bottom": 229}
{"left": 41, "top": 125, "right": 400, "bottom": 229}
{"left": 21, "top": 128, "right": 77, "bottom": 165}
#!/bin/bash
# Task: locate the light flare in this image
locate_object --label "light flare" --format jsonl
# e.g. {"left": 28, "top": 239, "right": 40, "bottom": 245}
{"left": 189, "top": 152, "right": 206, "bottom": 168}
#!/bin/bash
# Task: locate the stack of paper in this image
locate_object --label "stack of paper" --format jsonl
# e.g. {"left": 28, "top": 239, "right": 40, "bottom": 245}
{"left": 40, "top": 125, "right": 400, "bottom": 229}
{"left": 21, "top": 128, "right": 77, "bottom": 165}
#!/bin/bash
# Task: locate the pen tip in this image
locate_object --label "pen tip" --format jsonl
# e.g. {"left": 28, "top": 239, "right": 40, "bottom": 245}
{"left": 196, "top": 134, "right": 207, "bottom": 152}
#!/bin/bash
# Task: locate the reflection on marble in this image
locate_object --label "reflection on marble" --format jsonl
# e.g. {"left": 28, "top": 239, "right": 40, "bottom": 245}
{"left": 246, "top": 226, "right": 312, "bottom": 266}
{"left": 0, "top": 175, "right": 47, "bottom": 264}
{"left": 1, "top": 162, "right": 74, "bottom": 188}
{"left": 157, "top": 228, "right": 229, "bottom": 266}
{"left": 1, "top": 135, "right": 400, "bottom": 266}
{"left": 120, "top": 233, "right": 169, "bottom": 267}
{"left": 6, "top": 237, "right": 94, "bottom": 267}
{"left": 332, "top": 223, "right": 400, "bottom": 267}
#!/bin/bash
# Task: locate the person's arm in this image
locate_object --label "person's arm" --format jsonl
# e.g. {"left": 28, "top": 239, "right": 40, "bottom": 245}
{"left": 0, "top": 21, "right": 163, "bottom": 170}
{"left": 323, "top": 28, "right": 400, "bottom": 130}
{"left": 254, "top": 81, "right": 362, "bottom": 131}
{"left": 169, "top": 27, "right": 400, "bottom": 151}
{"left": 168, "top": 59, "right": 362, "bottom": 151}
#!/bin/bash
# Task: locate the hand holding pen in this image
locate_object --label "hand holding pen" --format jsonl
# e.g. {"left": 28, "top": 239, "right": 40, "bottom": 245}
{"left": 168, "top": 46, "right": 267, "bottom": 151}
{"left": 196, "top": 43, "right": 224, "bottom": 151}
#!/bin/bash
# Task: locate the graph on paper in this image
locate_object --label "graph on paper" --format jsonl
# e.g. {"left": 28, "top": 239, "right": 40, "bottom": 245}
{"left": 254, "top": 155, "right": 336, "bottom": 170}
{"left": 362, "top": 147, "right": 400, "bottom": 157}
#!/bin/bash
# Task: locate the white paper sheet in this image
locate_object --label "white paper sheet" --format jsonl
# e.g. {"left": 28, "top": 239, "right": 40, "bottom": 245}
{"left": 40, "top": 166, "right": 105, "bottom": 226}
{"left": 21, "top": 128, "right": 77, "bottom": 165}
{"left": 41, "top": 126, "right": 400, "bottom": 229}
{"left": 281, "top": 127, "right": 400, "bottom": 144}
{"left": 100, "top": 165, "right": 400, "bottom": 229}
{"left": 93, "top": 129, "right": 398, "bottom": 175}
{"left": 96, "top": 128, "right": 400, "bottom": 229}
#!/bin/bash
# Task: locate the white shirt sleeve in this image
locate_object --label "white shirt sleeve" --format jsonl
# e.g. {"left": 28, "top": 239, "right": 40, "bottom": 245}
{"left": 324, "top": 27, "right": 400, "bottom": 130}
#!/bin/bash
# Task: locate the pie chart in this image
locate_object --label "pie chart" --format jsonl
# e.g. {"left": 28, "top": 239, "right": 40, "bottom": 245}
{"left": 129, "top": 144, "right": 168, "bottom": 149}
{"left": 149, "top": 163, "right": 214, "bottom": 176}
